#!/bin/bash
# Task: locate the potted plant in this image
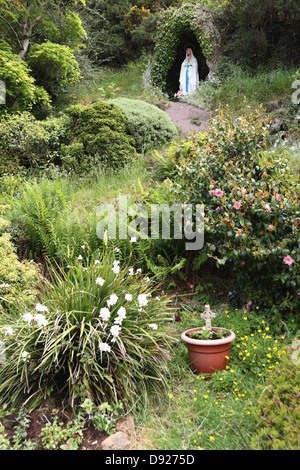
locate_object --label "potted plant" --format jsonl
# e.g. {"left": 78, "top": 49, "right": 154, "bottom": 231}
{"left": 181, "top": 305, "right": 235, "bottom": 375}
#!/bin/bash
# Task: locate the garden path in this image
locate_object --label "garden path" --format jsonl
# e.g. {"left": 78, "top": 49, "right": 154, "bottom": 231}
{"left": 165, "top": 101, "right": 211, "bottom": 135}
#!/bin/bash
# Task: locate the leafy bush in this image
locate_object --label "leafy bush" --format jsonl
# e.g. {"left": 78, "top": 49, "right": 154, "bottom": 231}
{"left": 0, "top": 219, "right": 39, "bottom": 313}
{"left": 110, "top": 98, "right": 178, "bottom": 153}
{"left": 251, "top": 344, "right": 300, "bottom": 450}
{"left": 62, "top": 101, "right": 137, "bottom": 170}
{"left": 0, "top": 247, "right": 175, "bottom": 409}
{"left": 27, "top": 42, "right": 80, "bottom": 99}
{"left": 0, "top": 46, "right": 50, "bottom": 113}
{"left": 153, "top": 106, "right": 300, "bottom": 316}
{"left": 0, "top": 112, "right": 70, "bottom": 175}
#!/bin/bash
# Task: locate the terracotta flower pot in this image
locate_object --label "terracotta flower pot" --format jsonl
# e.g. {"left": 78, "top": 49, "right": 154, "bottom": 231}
{"left": 181, "top": 327, "right": 236, "bottom": 374}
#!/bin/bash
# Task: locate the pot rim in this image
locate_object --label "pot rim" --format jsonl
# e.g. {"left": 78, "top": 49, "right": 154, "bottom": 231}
{"left": 181, "top": 326, "right": 236, "bottom": 346}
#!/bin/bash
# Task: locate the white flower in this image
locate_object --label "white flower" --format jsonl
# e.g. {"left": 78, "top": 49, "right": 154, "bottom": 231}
{"left": 21, "top": 351, "right": 30, "bottom": 362}
{"left": 145, "top": 277, "right": 150, "bottom": 283}
{"left": 112, "top": 260, "right": 120, "bottom": 275}
{"left": 107, "top": 293, "right": 118, "bottom": 307}
{"left": 99, "top": 307, "right": 111, "bottom": 322}
{"left": 128, "top": 268, "right": 134, "bottom": 276}
{"left": 99, "top": 342, "right": 111, "bottom": 353}
{"left": 22, "top": 313, "right": 34, "bottom": 324}
{"left": 5, "top": 326, "right": 13, "bottom": 336}
{"left": 114, "top": 247, "right": 120, "bottom": 253}
{"left": 96, "top": 277, "right": 105, "bottom": 286}
{"left": 94, "top": 260, "right": 100, "bottom": 265}
{"left": 0, "top": 283, "right": 10, "bottom": 288}
{"left": 114, "top": 307, "right": 126, "bottom": 325}
{"left": 35, "top": 303, "right": 49, "bottom": 313}
{"left": 81, "top": 244, "right": 86, "bottom": 250}
{"left": 125, "top": 294, "right": 132, "bottom": 302}
{"left": 34, "top": 314, "right": 48, "bottom": 327}
{"left": 136, "top": 268, "right": 142, "bottom": 274}
{"left": 110, "top": 324, "right": 121, "bottom": 339}
{"left": 77, "top": 255, "right": 83, "bottom": 260}
{"left": 137, "top": 294, "right": 148, "bottom": 307}
{"left": 149, "top": 323, "right": 158, "bottom": 330}
{"left": 130, "top": 236, "right": 137, "bottom": 243}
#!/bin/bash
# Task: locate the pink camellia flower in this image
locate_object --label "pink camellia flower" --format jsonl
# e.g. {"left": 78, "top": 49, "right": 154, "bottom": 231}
{"left": 214, "top": 188, "right": 223, "bottom": 197}
{"left": 233, "top": 201, "right": 242, "bottom": 210}
{"left": 268, "top": 225, "right": 275, "bottom": 232}
{"left": 264, "top": 204, "right": 271, "bottom": 212}
{"left": 275, "top": 194, "right": 281, "bottom": 202}
{"left": 240, "top": 188, "right": 246, "bottom": 196}
{"left": 283, "top": 255, "right": 294, "bottom": 266}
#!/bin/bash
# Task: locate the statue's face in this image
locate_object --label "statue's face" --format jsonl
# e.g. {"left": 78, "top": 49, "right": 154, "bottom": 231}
{"left": 186, "top": 49, "right": 192, "bottom": 59}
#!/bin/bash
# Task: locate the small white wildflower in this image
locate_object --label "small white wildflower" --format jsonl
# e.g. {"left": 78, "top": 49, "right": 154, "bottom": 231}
{"left": 110, "top": 324, "right": 121, "bottom": 339}
{"left": 130, "top": 236, "right": 137, "bottom": 243}
{"left": 99, "top": 342, "right": 111, "bottom": 353}
{"left": 138, "top": 294, "right": 148, "bottom": 307}
{"left": 94, "top": 260, "right": 100, "bottom": 265}
{"left": 114, "top": 247, "right": 120, "bottom": 253}
{"left": 114, "top": 307, "right": 126, "bottom": 325}
{"left": 35, "top": 304, "right": 49, "bottom": 313}
{"left": 81, "top": 244, "right": 86, "bottom": 250}
{"left": 145, "top": 277, "right": 150, "bottom": 282}
{"left": 112, "top": 265, "right": 120, "bottom": 275}
{"left": 99, "top": 307, "right": 110, "bottom": 322}
{"left": 96, "top": 277, "right": 105, "bottom": 286}
{"left": 128, "top": 267, "right": 134, "bottom": 276}
{"left": 107, "top": 293, "right": 118, "bottom": 307}
{"left": 136, "top": 268, "right": 142, "bottom": 274}
{"left": 125, "top": 293, "right": 132, "bottom": 301}
{"left": 0, "top": 283, "right": 10, "bottom": 288}
{"left": 34, "top": 314, "right": 48, "bottom": 327}
{"left": 22, "top": 313, "right": 34, "bottom": 324}
{"left": 5, "top": 326, "right": 13, "bottom": 336}
{"left": 21, "top": 351, "right": 30, "bottom": 362}
{"left": 149, "top": 323, "right": 158, "bottom": 330}
{"left": 77, "top": 255, "right": 83, "bottom": 260}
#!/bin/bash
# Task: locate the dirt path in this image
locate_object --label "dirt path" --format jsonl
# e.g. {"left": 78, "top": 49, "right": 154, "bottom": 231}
{"left": 165, "top": 101, "right": 211, "bottom": 135}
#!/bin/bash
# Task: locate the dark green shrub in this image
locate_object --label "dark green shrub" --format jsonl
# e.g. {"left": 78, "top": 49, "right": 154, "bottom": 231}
{"left": 153, "top": 106, "right": 300, "bottom": 316}
{"left": 0, "top": 112, "right": 70, "bottom": 175}
{"left": 27, "top": 42, "right": 80, "bottom": 100}
{"left": 110, "top": 98, "right": 178, "bottom": 153}
{"left": 62, "top": 101, "right": 137, "bottom": 170}
{"left": 252, "top": 344, "right": 300, "bottom": 450}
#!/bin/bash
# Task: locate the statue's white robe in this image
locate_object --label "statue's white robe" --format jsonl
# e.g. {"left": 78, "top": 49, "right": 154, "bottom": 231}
{"left": 179, "top": 51, "right": 199, "bottom": 94}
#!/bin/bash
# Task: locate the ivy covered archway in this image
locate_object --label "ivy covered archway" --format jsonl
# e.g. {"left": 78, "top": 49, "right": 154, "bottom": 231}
{"left": 150, "top": 3, "right": 220, "bottom": 96}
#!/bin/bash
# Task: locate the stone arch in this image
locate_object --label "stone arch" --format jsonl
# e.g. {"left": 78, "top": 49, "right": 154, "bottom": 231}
{"left": 150, "top": 3, "right": 220, "bottom": 97}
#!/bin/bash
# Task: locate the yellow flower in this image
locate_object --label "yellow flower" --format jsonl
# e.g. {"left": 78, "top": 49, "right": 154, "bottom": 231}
{"left": 209, "top": 436, "right": 215, "bottom": 441}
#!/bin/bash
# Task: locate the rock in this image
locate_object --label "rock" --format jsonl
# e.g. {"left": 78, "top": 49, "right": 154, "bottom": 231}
{"left": 269, "top": 118, "right": 287, "bottom": 135}
{"left": 101, "top": 431, "right": 131, "bottom": 450}
{"left": 116, "top": 415, "right": 135, "bottom": 436}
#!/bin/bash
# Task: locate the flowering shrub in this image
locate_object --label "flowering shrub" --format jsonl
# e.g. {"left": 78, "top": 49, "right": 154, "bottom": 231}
{"left": 155, "top": 106, "right": 299, "bottom": 315}
{"left": 0, "top": 245, "right": 175, "bottom": 409}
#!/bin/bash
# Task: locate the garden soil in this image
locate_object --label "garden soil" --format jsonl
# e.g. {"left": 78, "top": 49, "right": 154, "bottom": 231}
{"left": 164, "top": 101, "right": 211, "bottom": 135}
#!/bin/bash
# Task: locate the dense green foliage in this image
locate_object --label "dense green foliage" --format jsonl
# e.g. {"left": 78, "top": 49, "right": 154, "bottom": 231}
{"left": 111, "top": 97, "right": 178, "bottom": 152}
{"left": 0, "top": 219, "right": 39, "bottom": 313}
{"left": 0, "top": 113, "right": 69, "bottom": 175}
{"left": 0, "top": 46, "right": 50, "bottom": 113}
{"left": 252, "top": 346, "right": 300, "bottom": 450}
{"left": 62, "top": 100, "right": 137, "bottom": 170}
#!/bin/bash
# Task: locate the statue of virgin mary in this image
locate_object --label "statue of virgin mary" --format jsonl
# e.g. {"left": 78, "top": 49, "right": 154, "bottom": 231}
{"left": 179, "top": 48, "right": 199, "bottom": 95}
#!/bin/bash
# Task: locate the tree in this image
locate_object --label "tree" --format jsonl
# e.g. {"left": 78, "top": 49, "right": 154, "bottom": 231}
{"left": 0, "top": 0, "right": 86, "bottom": 59}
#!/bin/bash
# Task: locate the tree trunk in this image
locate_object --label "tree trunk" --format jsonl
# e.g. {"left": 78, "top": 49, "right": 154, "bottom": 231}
{"left": 18, "top": 15, "right": 42, "bottom": 60}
